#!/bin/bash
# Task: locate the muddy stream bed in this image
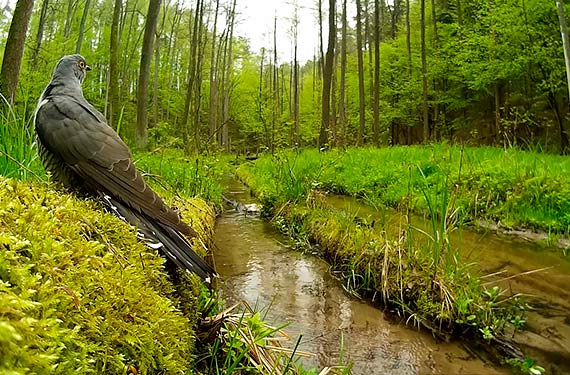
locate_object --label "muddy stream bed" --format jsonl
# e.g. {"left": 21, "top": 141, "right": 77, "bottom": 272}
{"left": 212, "top": 177, "right": 570, "bottom": 374}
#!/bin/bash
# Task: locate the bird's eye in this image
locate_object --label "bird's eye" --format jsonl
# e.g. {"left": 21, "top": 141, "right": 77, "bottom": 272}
{"left": 79, "top": 61, "right": 85, "bottom": 69}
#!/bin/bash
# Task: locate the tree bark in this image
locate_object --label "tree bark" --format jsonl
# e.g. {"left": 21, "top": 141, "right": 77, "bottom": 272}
{"left": 372, "top": 0, "right": 380, "bottom": 145}
{"left": 109, "top": 0, "right": 122, "bottom": 130}
{"left": 75, "top": 0, "right": 91, "bottom": 54}
{"left": 209, "top": 0, "right": 220, "bottom": 139}
{"left": 556, "top": 0, "right": 570, "bottom": 153}
{"left": 356, "top": 0, "right": 366, "bottom": 145}
{"left": 64, "top": 0, "right": 75, "bottom": 39}
{"left": 32, "top": 0, "right": 49, "bottom": 66}
{"left": 293, "top": 2, "right": 300, "bottom": 146}
{"left": 319, "top": 0, "right": 336, "bottom": 148}
{"left": 0, "top": 0, "right": 34, "bottom": 105}
{"left": 135, "top": 0, "right": 161, "bottom": 149}
{"left": 182, "top": 0, "right": 203, "bottom": 148}
{"left": 338, "top": 0, "right": 347, "bottom": 146}
{"left": 222, "top": 0, "right": 237, "bottom": 151}
{"left": 421, "top": 0, "right": 429, "bottom": 142}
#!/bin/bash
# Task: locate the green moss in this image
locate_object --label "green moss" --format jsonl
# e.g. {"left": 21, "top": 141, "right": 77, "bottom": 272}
{"left": 0, "top": 177, "right": 214, "bottom": 374}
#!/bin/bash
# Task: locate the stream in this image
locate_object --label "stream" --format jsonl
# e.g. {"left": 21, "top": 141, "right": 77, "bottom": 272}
{"left": 213, "top": 177, "right": 509, "bottom": 374}
{"left": 324, "top": 195, "right": 570, "bottom": 374}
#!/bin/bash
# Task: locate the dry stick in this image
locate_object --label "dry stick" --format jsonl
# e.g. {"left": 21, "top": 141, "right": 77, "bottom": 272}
{"left": 482, "top": 266, "right": 553, "bottom": 286}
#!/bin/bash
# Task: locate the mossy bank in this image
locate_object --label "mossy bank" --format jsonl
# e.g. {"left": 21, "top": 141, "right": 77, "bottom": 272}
{"left": 0, "top": 177, "right": 215, "bottom": 374}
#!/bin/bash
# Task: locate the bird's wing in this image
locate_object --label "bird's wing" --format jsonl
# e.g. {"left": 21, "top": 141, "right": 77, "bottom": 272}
{"left": 35, "top": 94, "right": 194, "bottom": 236}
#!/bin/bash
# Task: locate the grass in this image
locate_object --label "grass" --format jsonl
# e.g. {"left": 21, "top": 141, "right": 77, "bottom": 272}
{"left": 0, "top": 103, "right": 44, "bottom": 181}
{"left": 239, "top": 145, "right": 570, "bottom": 236}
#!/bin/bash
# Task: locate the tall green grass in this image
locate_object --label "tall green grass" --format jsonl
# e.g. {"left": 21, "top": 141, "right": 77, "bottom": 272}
{"left": 0, "top": 102, "right": 43, "bottom": 180}
{"left": 239, "top": 145, "right": 570, "bottom": 235}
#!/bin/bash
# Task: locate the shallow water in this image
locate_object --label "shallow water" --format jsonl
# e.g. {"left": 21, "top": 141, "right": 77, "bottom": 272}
{"left": 213, "top": 178, "right": 507, "bottom": 374}
{"left": 324, "top": 194, "right": 570, "bottom": 374}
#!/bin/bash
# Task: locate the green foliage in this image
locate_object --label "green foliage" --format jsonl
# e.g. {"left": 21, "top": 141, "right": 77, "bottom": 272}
{"left": 0, "top": 103, "right": 43, "bottom": 180}
{"left": 0, "top": 177, "right": 211, "bottom": 374}
{"left": 133, "top": 149, "right": 233, "bottom": 208}
{"left": 239, "top": 145, "right": 570, "bottom": 236}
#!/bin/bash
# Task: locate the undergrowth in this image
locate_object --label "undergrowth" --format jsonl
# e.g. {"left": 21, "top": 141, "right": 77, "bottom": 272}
{"left": 239, "top": 145, "right": 570, "bottom": 237}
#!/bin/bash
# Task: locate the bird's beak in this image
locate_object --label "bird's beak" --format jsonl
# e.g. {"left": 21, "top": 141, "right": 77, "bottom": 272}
{"left": 85, "top": 65, "right": 92, "bottom": 71}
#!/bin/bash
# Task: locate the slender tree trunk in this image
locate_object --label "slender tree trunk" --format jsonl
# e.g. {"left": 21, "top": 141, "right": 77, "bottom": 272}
{"left": 153, "top": 35, "right": 160, "bottom": 128}
{"left": 338, "top": 0, "right": 347, "bottom": 146}
{"left": 135, "top": 0, "right": 161, "bottom": 149}
{"left": 356, "top": 0, "right": 366, "bottom": 145}
{"left": 319, "top": 0, "right": 336, "bottom": 148}
{"left": 64, "top": 0, "right": 75, "bottom": 39}
{"left": 222, "top": 0, "right": 237, "bottom": 151}
{"left": 421, "top": 0, "right": 429, "bottom": 142}
{"left": 75, "top": 0, "right": 91, "bottom": 54}
{"left": 258, "top": 48, "right": 270, "bottom": 147}
{"left": 272, "top": 14, "right": 278, "bottom": 152}
{"left": 182, "top": 0, "right": 203, "bottom": 148}
{"left": 109, "top": 0, "right": 122, "bottom": 130}
{"left": 0, "top": 0, "right": 34, "bottom": 105}
{"left": 406, "top": 0, "right": 412, "bottom": 143}
{"left": 372, "top": 0, "right": 380, "bottom": 145}
{"left": 209, "top": 0, "right": 220, "bottom": 139}
{"left": 331, "top": 50, "right": 338, "bottom": 146}
{"left": 193, "top": 0, "right": 207, "bottom": 149}
{"left": 293, "top": 3, "right": 300, "bottom": 146}
{"left": 318, "top": 0, "right": 325, "bottom": 76}
{"left": 32, "top": 0, "right": 49, "bottom": 65}
{"left": 556, "top": 0, "right": 570, "bottom": 153}
{"left": 431, "top": 0, "right": 439, "bottom": 138}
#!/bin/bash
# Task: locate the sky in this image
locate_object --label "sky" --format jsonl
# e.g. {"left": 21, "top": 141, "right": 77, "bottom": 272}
{"left": 234, "top": 0, "right": 322, "bottom": 64}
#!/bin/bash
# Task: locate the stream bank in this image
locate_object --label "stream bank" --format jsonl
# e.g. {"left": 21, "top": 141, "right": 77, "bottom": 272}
{"left": 323, "top": 194, "right": 570, "bottom": 375}
{"left": 213, "top": 177, "right": 508, "bottom": 374}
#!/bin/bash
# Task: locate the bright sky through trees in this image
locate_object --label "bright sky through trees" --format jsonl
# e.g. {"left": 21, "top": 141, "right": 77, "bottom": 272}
{"left": 235, "top": 0, "right": 322, "bottom": 64}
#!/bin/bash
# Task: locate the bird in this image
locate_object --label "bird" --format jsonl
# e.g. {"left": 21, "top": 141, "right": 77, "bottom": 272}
{"left": 34, "top": 54, "right": 216, "bottom": 282}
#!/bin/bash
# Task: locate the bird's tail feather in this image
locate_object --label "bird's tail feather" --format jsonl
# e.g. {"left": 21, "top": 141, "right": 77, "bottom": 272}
{"left": 101, "top": 194, "right": 216, "bottom": 282}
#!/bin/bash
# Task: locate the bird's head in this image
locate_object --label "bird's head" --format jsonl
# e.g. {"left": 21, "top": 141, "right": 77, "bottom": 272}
{"left": 53, "top": 54, "right": 91, "bottom": 85}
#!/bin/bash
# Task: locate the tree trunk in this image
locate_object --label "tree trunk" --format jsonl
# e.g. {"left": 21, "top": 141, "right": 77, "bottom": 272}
{"left": 135, "top": 0, "right": 161, "bottom": 149}
{"left": 318, "top": 0, "right": 325, "bottom": 76}
{"left": 75, "top": 0, "right": 91, "bottom": 54}
{"left": 0, "top": 0, "right": 34, "bottom": 105}
{"left": 209, "top": 0, "right": 220, "bottom": 139}
{"left": 182, "top": 0, "right": 203, "bottom": 148}
{"left": 431, "top": 0, "right": 439, "bottom": 138}
{"left": 109, "top": 0, "right": 122, "bottom": 130}
{"left": 421, "top": 0, "right": 429, "bottom": 142}
{"left": 193, "top": 0, "right": 207, "bottom": 149}
{"left": 356, "top": 0, "right": 366, "bottom": 145}
{"left": 64, "top": 0, "right": 75, "bottom": 39}
{"left": 222, "top": 0, "right": 237, "bottom": 151}
{"left": 32, "top": 0, "right": 49, "bottom": 66}
{"left": 293, "top": 3, "right": 300, "bottom": 147}
{"left": 338, "top": 0, "right": 347, "bottom": 146}
{"left": 319, "top": 0, "right": 336, "bottom": 148}
{"left": 556, "top": 0, "right": 570, "bottom": 153}
{"left": 372, "top": 0, "right": 380, "bottom": 145}
{"left": 271, "top": 14, "right": 278, "bottom": 152}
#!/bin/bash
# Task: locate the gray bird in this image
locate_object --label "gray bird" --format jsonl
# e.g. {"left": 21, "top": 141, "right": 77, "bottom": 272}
{"left": 34, "top": 54, "right": 216, "bottom": 281}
